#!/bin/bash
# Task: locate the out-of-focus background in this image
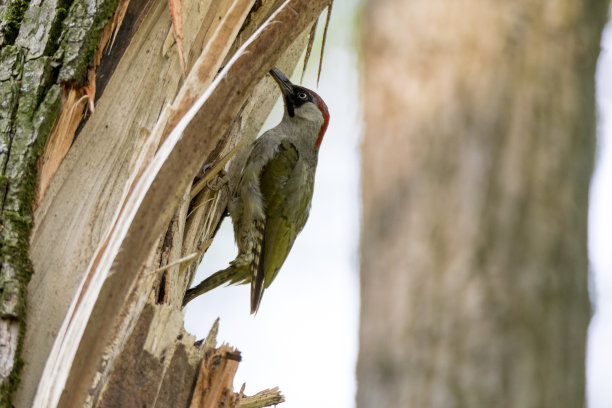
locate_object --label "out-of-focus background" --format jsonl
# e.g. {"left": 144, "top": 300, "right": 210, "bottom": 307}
{"left": 589, "top": 22, "right": 612, "bottom": 408}
{"left": 186, "top": 2, "right": 612, "bottom": 407}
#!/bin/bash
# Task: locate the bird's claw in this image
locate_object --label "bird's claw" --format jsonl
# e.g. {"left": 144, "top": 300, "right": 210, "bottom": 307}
{"left": 193, "top": 162, "right": 214, "bottom": 184}
{"left": 206, "top": 170, "right": 229, "bottom": 192}
{"left": 201, "top": 162, "right": 214, "bottom": 173}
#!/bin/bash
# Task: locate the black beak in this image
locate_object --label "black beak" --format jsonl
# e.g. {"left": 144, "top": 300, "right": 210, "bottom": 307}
{"left": 270, "top": 67, "right": 294, "bottom": 97}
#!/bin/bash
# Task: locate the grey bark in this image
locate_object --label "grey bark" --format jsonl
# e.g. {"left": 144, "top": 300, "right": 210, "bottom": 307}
{"left": 0, "top": 0, "right": 116, "bottom": 402}
{"left": 358, "top": 1, "right": 607, "bottom": 407}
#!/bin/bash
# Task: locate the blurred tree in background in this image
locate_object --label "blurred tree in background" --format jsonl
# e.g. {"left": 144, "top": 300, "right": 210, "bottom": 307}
{"left": 359, "top": 1, "right": 608, "bottom": 407}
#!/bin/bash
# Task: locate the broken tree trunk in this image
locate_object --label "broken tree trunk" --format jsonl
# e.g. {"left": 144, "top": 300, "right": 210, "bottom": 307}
{"left": 0, "top": 0, "right": 332, "bottom": 406}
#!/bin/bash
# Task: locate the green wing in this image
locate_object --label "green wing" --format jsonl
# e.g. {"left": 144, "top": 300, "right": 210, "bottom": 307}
{"left": 255, "top": 139, "right": 312, "bottom": 304}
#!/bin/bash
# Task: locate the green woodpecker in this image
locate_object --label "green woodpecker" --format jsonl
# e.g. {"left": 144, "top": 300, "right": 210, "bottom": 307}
{"left": 184, "top": 67, "right": 330, "bottom": 314}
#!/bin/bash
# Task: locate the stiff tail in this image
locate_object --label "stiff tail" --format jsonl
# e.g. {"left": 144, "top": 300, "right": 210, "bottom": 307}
{"left": 183, "top": 263, "right": 248, "bottom": 306}
{"left": 250, "top": 219, "right": 266, "bottom": 314}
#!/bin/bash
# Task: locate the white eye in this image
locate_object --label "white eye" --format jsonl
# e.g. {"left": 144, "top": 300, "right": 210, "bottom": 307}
{"left": 297, "top": 91, "right": 308, "bottom": 100}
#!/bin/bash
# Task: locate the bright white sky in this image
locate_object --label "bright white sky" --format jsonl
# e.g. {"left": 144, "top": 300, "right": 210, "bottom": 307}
{"left": 184, "top": 4, "right": 612, "bottom": 407}
{"left": 588, "top": 20, "right": 612, "bottom": 408}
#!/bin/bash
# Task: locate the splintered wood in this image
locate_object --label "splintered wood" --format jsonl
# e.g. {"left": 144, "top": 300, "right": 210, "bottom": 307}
{"left": 36, "top": 87, "right": 88, "bottom": 205}
{"left": 190, "top": 345, "right": 241, "bottom": 408}
{"left": 35, "top": 0, "right": 133, "bottom": 207}
{"left": 189, "top": 344, "right": 285, "bottom": 408}
{"left": 239, "top": 388, "right": 285, "bottom": 408}
{"left": 26, "top": 0, "right": 332, "bottom": 407}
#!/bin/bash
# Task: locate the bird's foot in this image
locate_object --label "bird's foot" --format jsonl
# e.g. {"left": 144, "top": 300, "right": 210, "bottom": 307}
{"left": 206, "top": 169, "right": 229, "bottom": 192}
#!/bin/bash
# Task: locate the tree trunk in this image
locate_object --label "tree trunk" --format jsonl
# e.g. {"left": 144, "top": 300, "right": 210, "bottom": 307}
{"left": 359, "top": 1, "right": 607, "bottom": 407}
{"left": 0, "top": 0, "right": 331, "bottom": 406}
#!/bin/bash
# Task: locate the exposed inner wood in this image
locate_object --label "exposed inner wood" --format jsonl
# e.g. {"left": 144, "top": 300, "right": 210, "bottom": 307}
{"left": 18, "top": 0, "right": 332, "bottom": 407}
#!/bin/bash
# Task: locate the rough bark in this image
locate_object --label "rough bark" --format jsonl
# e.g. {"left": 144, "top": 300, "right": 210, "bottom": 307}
{"left": 0, "top": 0, "right": 331, "bottom": 406}
{"left": 359, "top": 1, "right": 607, "bottom": 407}
{"left": 0, "top": 0, "right": 116, "bottom": 401}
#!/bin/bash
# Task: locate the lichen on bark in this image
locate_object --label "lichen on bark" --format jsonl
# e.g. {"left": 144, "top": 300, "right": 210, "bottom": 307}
{"left": 54, "top": 0, "right": 119, "bottom": 84}
{"left": 0, "top": 0, "right": 117, "bottom": 400}
{"left": 0, "top": 0, "right": 30, "bottom": 47}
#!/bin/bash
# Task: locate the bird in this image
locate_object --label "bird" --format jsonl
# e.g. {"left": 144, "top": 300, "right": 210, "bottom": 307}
{"left": 184, "top": 67, "right": 330, "bottom": 314}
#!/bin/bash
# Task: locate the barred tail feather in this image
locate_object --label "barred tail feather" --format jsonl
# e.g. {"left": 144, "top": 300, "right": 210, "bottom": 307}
{"left": 250, "top": 219, "right": 266, "bottom": 314}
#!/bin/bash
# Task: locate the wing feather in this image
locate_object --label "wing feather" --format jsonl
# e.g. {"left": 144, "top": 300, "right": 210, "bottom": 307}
{"left": 250, "top": 139, "right": 312, "bottom": 312}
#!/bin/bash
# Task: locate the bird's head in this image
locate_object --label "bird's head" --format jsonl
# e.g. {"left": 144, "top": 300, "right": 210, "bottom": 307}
{"left": 270, "top": 67, "right": 330, "bottom": 149}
